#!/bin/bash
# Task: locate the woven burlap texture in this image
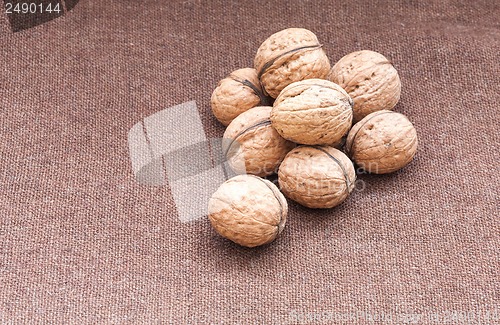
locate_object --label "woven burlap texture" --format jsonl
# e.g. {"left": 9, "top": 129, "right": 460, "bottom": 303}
{"left": 0, "top": 0, "right": 498, "bottom": 323}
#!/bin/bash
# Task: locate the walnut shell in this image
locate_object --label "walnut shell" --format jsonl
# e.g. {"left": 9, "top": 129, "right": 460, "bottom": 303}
{"left": 211, "top": 68, "right": 270, "bottom": 126}
{"left": 328, "top": 50, "right": 401, "bottom": 123}
{"left": 208, "top": 174, "right": 287, "bottom": 247}
{"left": 278, "top": 146, "right": 356, "bottom": 209}
{"left": 223, "top": 106, "right": 295, "bottom": 176}
{"left": 254, "top": 28, "right": 331, "bottom": 98}
{"left": 270, "top": 79, "right": 353, "bottom": 145}
{"left": 346, "top": 110, "right": 418, "bottom": 174}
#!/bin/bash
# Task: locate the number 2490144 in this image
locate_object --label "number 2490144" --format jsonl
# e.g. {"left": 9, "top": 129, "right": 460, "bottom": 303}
{"left": 5, "top": 2, "right": 62, "bottom": 14}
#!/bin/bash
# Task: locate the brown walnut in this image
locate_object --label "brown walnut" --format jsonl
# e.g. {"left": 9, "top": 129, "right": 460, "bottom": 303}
{"left": 271, "top": 79, "right": 353, "bottom": 145}
{"left": 211, "top": 68, "right": 270, "bottom": 126}
{"left": 278, "top": 146, "right": 356, "bottom": 209}
{"left": 208, "top": 174, "right": 287, "bottom": 247}
{"left": 346, "top": 110, "right": 418, "bottom": 174}
{"left": 223, "top": 106, "right": 295, "bottom": 177}
{"left": 328, "top": 50, "right": 401, "bottom": 123}
{"left": 254, "top": 28, "right": 331, "bottom": 98}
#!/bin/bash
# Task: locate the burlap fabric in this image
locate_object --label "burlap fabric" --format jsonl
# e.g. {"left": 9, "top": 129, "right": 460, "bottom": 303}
{"left": 0, "top": 1, "right": 498, "bottom": 323}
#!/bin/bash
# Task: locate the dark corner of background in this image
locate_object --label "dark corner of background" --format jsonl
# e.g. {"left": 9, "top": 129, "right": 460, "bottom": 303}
{"left": 3, "top": 0, "right": 79, "bottom": 32}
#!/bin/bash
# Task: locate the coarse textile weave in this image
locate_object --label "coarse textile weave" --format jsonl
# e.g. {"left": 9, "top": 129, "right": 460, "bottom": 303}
{"left": 0, "top": 1, "right": 498, "bottom": 324}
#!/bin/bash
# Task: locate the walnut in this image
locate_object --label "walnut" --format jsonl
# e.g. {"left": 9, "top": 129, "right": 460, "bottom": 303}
{"left": 328, "top": 50, "right": 401, "bottom": 123}
{"left": 278, "top": 145, "right": 356, "bottom": 209}
{"left": 208, "top": 174, "right": 287, "bottom": 247}
{"left": 211, "top": 68, "right": 271, "bottom": 126}
{"left": 346, "top": 110, "right": 418, "bottom": 174}
{"left": 254, "top": 28, "right": 331, "bottom": 98}
{"left": 270, "top": 79, "right": 353, "bottom": 145}
{"left": 223, "top": 106, "right": 295, "bottom": 176}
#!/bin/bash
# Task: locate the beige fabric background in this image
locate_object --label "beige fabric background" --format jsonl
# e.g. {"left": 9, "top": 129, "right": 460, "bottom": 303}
{"left": 0, "top": 0, "right": 498, "bottom": 323}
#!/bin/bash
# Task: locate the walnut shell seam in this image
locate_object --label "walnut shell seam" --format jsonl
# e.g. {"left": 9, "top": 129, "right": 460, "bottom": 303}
{"left": 311, "top": 146, "right": 353, "bottom": 193}
{"left": 276, "top": 82, "right": 354, "bottom": 108}
{"left": 258, "top": 44, "right": 323, "bottom": 79}
{"left": 228, "top": 74, "right": 271, "bottom": 106}
{"left": 247, "top": 175, "right": 284, "bottom": 236}
{"left": 223, "top": 119, "right": 272, "bottom": 157}
{"left": 346, "top": 110, "right": 394, "bottom": 155}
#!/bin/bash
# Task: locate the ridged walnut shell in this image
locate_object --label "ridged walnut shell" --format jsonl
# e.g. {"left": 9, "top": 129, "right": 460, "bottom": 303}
{"left": 208, "top": 174, "right": 287, "bottom": 247}
{"left": 271, "top": 79, "right": 353, "bottom": 145}
{"left": 328, "top": 50, "right": 401, "bottom": 123}
{"left": 346, "top": 110, "right": 418, "bottom": 174}
{"left": 211, "top": 68, "right": 270, "bottom": 126}
{"left": 223, "top": 106, "right": 295, "bottom": 177}
{"left": 254, "top": 28, "right": 331, "bottom": 98}
{"left": 278, "top": 146, "right": 356, "bottom": 209}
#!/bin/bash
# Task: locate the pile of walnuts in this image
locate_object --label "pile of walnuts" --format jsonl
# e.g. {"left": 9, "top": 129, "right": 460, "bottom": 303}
{"left": 208, "top": 28, "right": 418, "bottom": 247}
